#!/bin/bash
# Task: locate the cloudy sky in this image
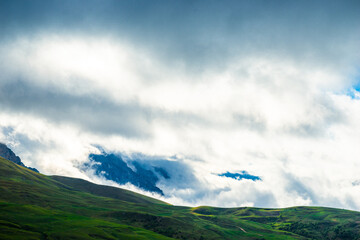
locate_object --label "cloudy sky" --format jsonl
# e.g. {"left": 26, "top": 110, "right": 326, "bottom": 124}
{"left": 1, "top": 0, "right": 360, "bottom": 209}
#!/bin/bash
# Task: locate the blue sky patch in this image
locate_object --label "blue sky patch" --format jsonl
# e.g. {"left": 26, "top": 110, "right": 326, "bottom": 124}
{"left": 347, "top": 72, "right": 360, "bottom": 98}
{"left": 218, "top": 171, "right": 261, "bottom": 181}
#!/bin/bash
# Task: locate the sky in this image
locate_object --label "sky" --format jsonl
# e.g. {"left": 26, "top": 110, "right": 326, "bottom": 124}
{"left": 1, "top": 0, "right": 360, "bottom": 209}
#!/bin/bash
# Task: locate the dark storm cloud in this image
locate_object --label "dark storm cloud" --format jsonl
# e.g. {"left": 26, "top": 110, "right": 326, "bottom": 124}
{"left": 0, "top": 80, "right": 210, "bottom": 138}
{"left": 1, "top": 0, "right": 360, "bottom": 209}
{"left": 285, "top": 173, "right": 316, "bottom": 202}
{"left": 0, "top": 80, "right": 153, "bottom": 137}
{"left": 1, "top": 0, "right": 359, "bottom": 72}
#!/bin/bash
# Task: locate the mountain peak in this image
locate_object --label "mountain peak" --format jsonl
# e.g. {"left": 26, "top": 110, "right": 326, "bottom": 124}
{"left": 0, "top": 143, "right": 38, "bottom": 172}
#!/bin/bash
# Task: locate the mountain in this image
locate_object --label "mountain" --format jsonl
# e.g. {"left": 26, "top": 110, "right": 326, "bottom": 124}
{"left": 0, "top": 143, "right": 38, "bottom": 172}
{"left": 1, "top": 156, "right": 360, "bottom": 239}
{"left": 83, "top": 152, "right": 169, "bottom": 195}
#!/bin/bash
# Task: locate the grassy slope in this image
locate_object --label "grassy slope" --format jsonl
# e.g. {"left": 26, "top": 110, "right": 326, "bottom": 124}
{"left": 1, "top": 157, "right": 360, "bottom": 240}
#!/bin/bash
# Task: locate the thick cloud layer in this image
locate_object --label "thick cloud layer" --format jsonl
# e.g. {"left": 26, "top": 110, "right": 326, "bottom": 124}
{"left": 1, "top": 1, "right": 360, "bottom": 209}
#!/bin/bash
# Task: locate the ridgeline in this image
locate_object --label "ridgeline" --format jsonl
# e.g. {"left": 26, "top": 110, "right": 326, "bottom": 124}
{"left": 0, "top": 156, "right": 359, "bottom": 239}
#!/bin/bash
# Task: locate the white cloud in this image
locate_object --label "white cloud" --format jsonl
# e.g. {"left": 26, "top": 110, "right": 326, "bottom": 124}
{"left": 1, "top": 34, "right": 360, "bottom": 210}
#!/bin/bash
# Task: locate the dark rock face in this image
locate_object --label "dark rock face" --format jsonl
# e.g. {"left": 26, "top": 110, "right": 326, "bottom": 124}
{"left": 84, "top": 153, "right": 168, "bottom": 195}
{"left": 0, "top": 143, "right": 39, "bottom": 172}
{"left": 0, "top": 143, "right": 24, "bottom": 166}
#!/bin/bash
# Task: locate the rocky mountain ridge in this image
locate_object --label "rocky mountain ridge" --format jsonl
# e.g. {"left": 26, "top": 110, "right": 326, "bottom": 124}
{"left": 0, "top": 143, "right": 38, "bottom": 172}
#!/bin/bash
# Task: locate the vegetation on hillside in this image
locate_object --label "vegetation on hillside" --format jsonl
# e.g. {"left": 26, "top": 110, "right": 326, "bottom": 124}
{"left": 1, "top": 157, "right": 360, "bottom": 239}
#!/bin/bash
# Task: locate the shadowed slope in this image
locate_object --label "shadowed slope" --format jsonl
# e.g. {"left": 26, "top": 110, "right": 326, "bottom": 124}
{"left": 51, "top": 175, "right": 166, "bottom": 205}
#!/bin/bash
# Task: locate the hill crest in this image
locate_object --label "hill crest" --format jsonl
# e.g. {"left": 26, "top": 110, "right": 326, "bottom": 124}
{"left": 1, "top": 156, "right": 360, "bottom": 239}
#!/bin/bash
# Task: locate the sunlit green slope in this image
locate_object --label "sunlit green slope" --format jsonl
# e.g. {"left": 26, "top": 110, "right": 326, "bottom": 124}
{"left": 1, "top": 157, "right": 360, "bottom": 239}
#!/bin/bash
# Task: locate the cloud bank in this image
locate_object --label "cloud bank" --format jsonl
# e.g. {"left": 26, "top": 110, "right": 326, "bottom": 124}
{"left": 1, "top": 0, "right": 360, "bottom": 209}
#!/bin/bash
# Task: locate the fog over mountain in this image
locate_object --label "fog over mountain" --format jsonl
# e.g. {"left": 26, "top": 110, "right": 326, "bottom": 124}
{"left": 0, "top": 143, "right": 38, "bottom": 172}
{"left": 1, "top": 0, "right": 360, "bottom": 209}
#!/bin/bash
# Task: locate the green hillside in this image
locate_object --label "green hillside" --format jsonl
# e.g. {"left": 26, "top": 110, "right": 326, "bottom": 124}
{"left": 1, "top": 156, "right": 360, "bottom": 240}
